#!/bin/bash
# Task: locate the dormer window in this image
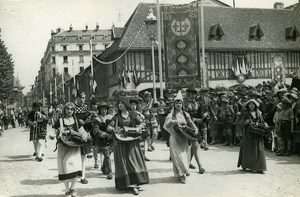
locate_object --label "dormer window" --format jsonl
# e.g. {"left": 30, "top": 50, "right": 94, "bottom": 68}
{"left": 286, "top": 25, "right": 299, "bottom": 41}
{"left": 249, "top": 24, "right": 264, "bottom": 41}
{"left": 78, "top": 35, "right": 82, "bottom": 40}
{"left": 91, "top": 35, "right": 95, "bottom": 40}
{"left": 62, "top": 36, "right": 66, "bottom": 41}
{"left": 209, "top": 23, "right": 224, "bottom": 41}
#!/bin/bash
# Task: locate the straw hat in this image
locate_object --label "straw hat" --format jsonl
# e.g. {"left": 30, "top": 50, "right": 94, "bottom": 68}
{"left": 243, "top": 99, "right": 260, "bottom": 108}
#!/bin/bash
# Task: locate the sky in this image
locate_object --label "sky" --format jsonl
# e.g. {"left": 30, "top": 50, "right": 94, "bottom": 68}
{"left": 0, "top": 0, "right": 298, "bottom": 94}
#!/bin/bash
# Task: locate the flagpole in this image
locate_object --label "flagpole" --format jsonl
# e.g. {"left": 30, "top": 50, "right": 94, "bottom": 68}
{"left": 156, "top": 0, "right": 163, "bottom": 99}
{"left": 62, "top": 74, "right": 65, "bottom": 102}
{"left": 200, "top": 0, "right": 207, "bottom": 88}
{"left": 50, "top": 83, "right": 52, "bottom": 104}
{"left": 54, "top": 77, "right": 57, "bottom": 99}
{"left": 90, "top": 39, "right": 94, "bottom": 96}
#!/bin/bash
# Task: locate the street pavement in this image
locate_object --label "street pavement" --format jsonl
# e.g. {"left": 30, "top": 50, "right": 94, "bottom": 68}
{"left": 0, "top": 126, "right": 300, "bottom": 197}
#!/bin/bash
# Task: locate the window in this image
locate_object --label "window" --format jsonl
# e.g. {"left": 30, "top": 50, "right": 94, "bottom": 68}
{"left": 52, "top": 68, "right": 56, "bottom": 77}
{"left": 63, "top": 56, "right": 68, "bottom": 63}
{"left": 63, "top": 45, "right": 67, "bottom": 51}
{"left": 249, "top": 24, "right": 264, "bottom": 41}
{"left": 79, "top": 55, "right": 84, "bottom": 63}
{"left": 79, "top": 66, "right": 84, "bottom": 73}
{"left": 79, "top": 45, "right": 83, "bottom": 51}
{"left": 51, "top": 56, "right": 56, "bottom": 64}
{"left": 62, "top": 36, "right": 66, "bottom": 41}
{"left": 51, "top": 46, "right": 55, "bottom": 52}
{"left": 92, "top": 44, "right": 96, "bottom": 50}
{"left": 112, "top": 62, "right": 117, "bottom": 74}
{"left": 91, "top": 35, "right": 95, "bottom": 40}
{"left": 286, "top": 25, "right": 299, "bottom": 41}
{"left": 209, "top": 23, "right": 224, "bottom": 41}
{"left": 78, "top": 35, "right": 82, "bottom": 40}
{"left": 64, "top": 67, "right": 69, "bottom": 74}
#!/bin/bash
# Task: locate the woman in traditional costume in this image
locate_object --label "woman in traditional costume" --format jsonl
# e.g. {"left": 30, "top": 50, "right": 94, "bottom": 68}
{"left": 107, "top": 97, "right": 149, "bottom": 195}
{"left": 52, "top": 102, "right": 89, "bottom": 197}
{"left": 164, "top": 90, "right": 198, "bottom": 183}
{"left": 237, "top": 99, "right": 268, "bottom": 174}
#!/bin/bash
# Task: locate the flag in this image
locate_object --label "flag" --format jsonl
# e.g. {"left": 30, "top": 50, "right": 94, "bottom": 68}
{"left": 126, "top": 70, "right": 131, "bottom": 83}
{"left": 122, "top": 70, "right": 126, "bottom": 89}
{"left": 133, "top": 69, "right": 137, "bottom": 86}
{"left": 240, "top": 57, "right": 247, "bottom": 74}
{"left": 93, "top": 80, "right": 97, "bottom": 93}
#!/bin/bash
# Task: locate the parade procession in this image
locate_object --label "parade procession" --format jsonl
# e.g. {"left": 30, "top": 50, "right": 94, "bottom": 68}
{"left": 1, "top": 0, "right": 300, "bottom": 197}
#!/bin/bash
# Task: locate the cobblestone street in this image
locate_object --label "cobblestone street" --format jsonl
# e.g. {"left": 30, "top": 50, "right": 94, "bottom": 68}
{"left": 0, "top": 126, "right": 300, "bottom": 197}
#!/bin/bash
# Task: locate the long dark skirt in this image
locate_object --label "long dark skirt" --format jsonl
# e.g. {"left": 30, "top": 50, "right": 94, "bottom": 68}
{"left": 237, "top": 129, "right": 267, "bottom": 172}
{"left": 113, "top": 140, "right": 149, "bottom": 190}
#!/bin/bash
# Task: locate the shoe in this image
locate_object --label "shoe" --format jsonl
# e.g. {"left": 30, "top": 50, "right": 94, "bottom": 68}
{"left": 37, "top": 157, "right": 43, "bottom": 162}
{"left": 204, "top": 147, "right": 209, "bottom": 151}
{"left": 180, "top": 175, "right": 186, "bottom": 184}
{"left": 33, "top": 152, "right": 37, "bottom": 156}
{"left": 275, "top": 151, "right": 286, "bottom": 156}
{"left": 257, "top": 171, "right": 265, "bottom": 174}
{"left": 132, "top": 187, "right": 139, "bottom": 195}
{"left": 169, "top": 156, "right": 172, "bottom": 161}
{"left": 107, "top": 173, "right": 113, "bottom": 180}
{"left": 209, "top": 141, "right": 216, "bottom": 145}
{"left": 41, "top": 153, "right": 44, "bottom": 157}
{"left": 70, "top": 189, "right": 77, "bottom": 197}
{"left": 223, "top": 143, "right": 230, "bottom": 146}
{"left": 199, "top": 167, "right": 205, "bottom": 174}
{"left": 94, "top": 163, "right": 99, "bottom": 169}
{"left": 189, "top": 164, "right": 196, "bottom": 169}
{"left": 65, "top": 190, "right": 71, "bottom": 197}
{"left": 283, "top": 151, "right": 291, "bottom": 156}
{"left": 80, "top": 178, "right": 88, "bottom": 184}
{"left": 145, "top": 157, "right": 150, "bottom": 161}
{"left": 150, "top": 145, "right": 155, "bottom": 150}
{"left": 147, "top": 148, "right": 153, "bottom": 152}
{"left": 242, "top": 167, "right": 247, "bottom": 171}
{"left": 186, "top": 172, "right": 190, "bottom": 177}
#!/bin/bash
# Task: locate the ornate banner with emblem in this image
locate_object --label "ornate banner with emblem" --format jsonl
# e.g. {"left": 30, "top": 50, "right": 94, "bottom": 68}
{"left": 163, "top": 4, "right": 201, "bottom": 89}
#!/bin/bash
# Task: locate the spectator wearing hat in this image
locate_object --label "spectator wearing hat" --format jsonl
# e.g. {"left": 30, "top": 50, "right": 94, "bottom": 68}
{"left": 237, "top": 99, "right": 267, "bottom": 174}
{"left": 220, "top": 98, "right": 234, "bottom": 147}
{"left": 272, "top": 103, "right": 283, "bottom": 153}
{"left": 74, "top": 91, "right": 92, "bottom": 184}
{"left": 107, "top": 97, "right": 149, "bottom": 195}
{"left": 92, "top": 101, "right": 113, "bottom": 179}
{"left": 27, "top": 101, "right": 48, "bottom": 162}
{"left": 276, "top": 97, "right": 294, "bottom": 156}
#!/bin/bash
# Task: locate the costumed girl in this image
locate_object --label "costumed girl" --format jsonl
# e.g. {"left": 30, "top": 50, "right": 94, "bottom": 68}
{"left": 164, "top": 90, "right": 198, "bottom": 183}
{"left": 107, "top": 97, "right": 149, "bottom": 195}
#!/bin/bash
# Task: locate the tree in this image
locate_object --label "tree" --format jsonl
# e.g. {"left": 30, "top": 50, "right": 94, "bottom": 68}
{"left": 0, "top": 29, "right": 14, "bottom": 101}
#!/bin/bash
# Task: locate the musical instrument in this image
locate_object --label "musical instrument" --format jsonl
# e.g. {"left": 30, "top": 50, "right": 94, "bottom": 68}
{"left": 247, "top": 122, "right": 271, "bottom": 136}
{"left": 173, "top": 124, "right": 199, "bottom": 141}
{"left": 114, "top": 126, "right": 143, "bottom": 142}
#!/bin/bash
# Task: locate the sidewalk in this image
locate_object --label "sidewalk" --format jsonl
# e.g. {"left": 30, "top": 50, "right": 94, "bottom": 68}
{"left": 0, "top": 126, "right": 300, "bottom": 197}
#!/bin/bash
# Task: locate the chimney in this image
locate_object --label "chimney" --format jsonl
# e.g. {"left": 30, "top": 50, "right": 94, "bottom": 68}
{"left": 69, "top": 24, "right": 73, "bottom": 31}
{"left": 274, "top": 2, "right": 284, "bottom": 9}
{"left": 85, "top": 23, "right": 88, "bottom": 31}
{"left": 96, "top": 22, "right": 99, "bottom": 31}
{"left": 51, "top": 30, "right": 56, "bottom": 36}
{"left": 57, "top": 27, "right": 61, "bottom": 33}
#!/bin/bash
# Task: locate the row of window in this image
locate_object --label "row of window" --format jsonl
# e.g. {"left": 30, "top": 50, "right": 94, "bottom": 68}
{"left": 51, "top": 55, "right": 84, "bottom": 64}
{"left": 50, "top": 44, "right": 97, "bottom": 52}
{"left": 209, "top": 24, "right": 299, "bottom": 41}
{"left": 52, "top": 67, "right": 85, "bottom": 77}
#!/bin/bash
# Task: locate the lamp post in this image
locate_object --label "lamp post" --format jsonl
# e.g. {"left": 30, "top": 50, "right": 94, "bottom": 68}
{"left": 145, "top": 7, "right": 157, "bottom": 102}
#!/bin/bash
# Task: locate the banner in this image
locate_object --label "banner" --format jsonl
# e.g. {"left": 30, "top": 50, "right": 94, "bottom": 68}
{"left": 163, "top": 4, "right": 201, "bottom": 89}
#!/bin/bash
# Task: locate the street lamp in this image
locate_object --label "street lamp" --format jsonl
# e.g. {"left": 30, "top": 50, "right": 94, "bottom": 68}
{"left": 144, "top": 7, "right": 157, "bottom": 102}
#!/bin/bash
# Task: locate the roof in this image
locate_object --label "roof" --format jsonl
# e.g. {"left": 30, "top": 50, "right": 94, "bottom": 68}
{"left": 102, "top": 2, "right": 300, "bottom": 60}
{"left": 189, "top": 0, "right": 231, "bottom": 7}
{"left": 201, "top": 6, "right": 300, "bottom": 50}
{"left": 112, "top": 27, "right": 125, "bottom": 40}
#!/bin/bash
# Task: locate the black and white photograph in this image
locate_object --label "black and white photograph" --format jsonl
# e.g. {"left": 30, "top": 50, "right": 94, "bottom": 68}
{"left": 0, "top": 0, "right": 300, "bottom": 196}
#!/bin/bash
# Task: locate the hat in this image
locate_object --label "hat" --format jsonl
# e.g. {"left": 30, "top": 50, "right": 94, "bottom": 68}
{"left": 282, "top": 97, "right": 292, "bottom": 104}
{"left": 143, "top": 91, "right": 151, "bottom": 98}
{"left": 174, "top": 90, "right": 183, "bottom": 102}
{"left": 221, "top": 98, "right": 229, "bottom": 103}
{"left": 32, "top": 101, "right": 42, "bottom": 108}
{"left": 243, "top": 99, "right": 260, "bottom": 108}
{"left": 118, "top": 97, "right": 131, "bottom": 109}
{"left": 186, "top": 88, "right": 197, "bottom": 94}
{"left": 289, "top": 93, "right": 299, "bottom": 100}
{"left": 129, "top": 97, "right": 140, "bottom": 105}
{"left": 97, "top": 101, "right": 109, "bottom": 110}
{"left": 276, "top": 103, "right": 283, "bottom": 110}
